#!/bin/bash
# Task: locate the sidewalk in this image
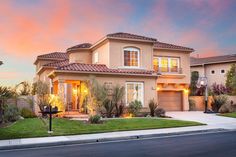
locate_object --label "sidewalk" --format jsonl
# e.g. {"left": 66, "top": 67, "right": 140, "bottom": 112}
{"left": 0, "top": 124, "right": 228, "bottom": 150}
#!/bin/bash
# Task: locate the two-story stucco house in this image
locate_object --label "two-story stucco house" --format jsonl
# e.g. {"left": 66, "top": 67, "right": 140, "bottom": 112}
{"left": 34, "top": 32, "right": 194, "bottom": 113}
{"left": 191, "top": 54, "right": 236, "bottom": 87}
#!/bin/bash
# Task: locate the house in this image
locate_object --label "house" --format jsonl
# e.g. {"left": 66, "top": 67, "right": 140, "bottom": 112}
{"left": 34, "top": 32, "right": 194, "bottom": 113}
{"left": 190, "top": 54, "right": 236, "bottom": 87}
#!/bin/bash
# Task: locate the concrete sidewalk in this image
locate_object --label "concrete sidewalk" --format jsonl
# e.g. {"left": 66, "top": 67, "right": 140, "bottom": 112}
{"left": 0, "top": 124, "right": 227, "bottom": 150}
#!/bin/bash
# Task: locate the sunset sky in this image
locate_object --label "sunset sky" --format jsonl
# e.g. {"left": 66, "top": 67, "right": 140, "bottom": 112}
{"left": 0, "top": 0, "right": 236, "bottom": 86}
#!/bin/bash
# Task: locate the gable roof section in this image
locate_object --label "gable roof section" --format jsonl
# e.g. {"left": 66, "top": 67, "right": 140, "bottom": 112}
{"left": 43, "top": 59, "right": 69, "bottom": 68}
{"left": 37, "top": 52, "right": 68, "bottom": 60}
{"left": 106, "top": 32, "right": 157, "bottom": 42}
{"left": 67, "top": 43, "right": 92, "bottom": 52}
{"left": 56, "top": 63, "right": 156, "bottom": 76}
{"left": 191, "top": 54, "right": 236, "bottom": 66}
{"left": 154, "top": 41, "right": 194, "bottom": 51}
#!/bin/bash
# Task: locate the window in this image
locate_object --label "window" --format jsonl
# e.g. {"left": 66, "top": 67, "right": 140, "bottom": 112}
{"left": 153, "top": 57, "right": 180, "bottom": 73}
{"left": 211, "top": 70, "right": 215, "bottom": 74}
{"left": 221, "top": 69, "right": 225, "bottom": 74}
{"left": 94, "top": 52, "right": 99, "bottom": 63}
{"left": 124, "top": 47, "right": 139, "bottom": 67}
{"left": 126, "top": 82, "right": 144, "bottom": 106}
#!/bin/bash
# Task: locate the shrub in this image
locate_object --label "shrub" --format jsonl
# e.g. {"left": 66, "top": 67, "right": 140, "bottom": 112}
{"left": 219, "top": 100, "right": 236, "bottom": 113}
{"left": 127, "top": 100, "right": 142, "bottom": 116}
{"left": 3, "top": 105, "right": 20, "bottom": 122}
{"left": 154, "top": 108, "right": 166, "bottom": 117}
{"left": 211, "top": 95, "right": 228, "bottom": 112}
{"left": 21, "top": 107, "right": 36, "bottom": 118}
{"left": 103, "top": 99, "right": 115, "bottom": 118}
{"left": 89, "top": 115, "right": 101, "bottom": 124}
{"left": 189, "top": 98, "right": 196, "bottom": 111}
{"left": 211, "top": 83, "right": 231, "bottom": 95}
{"left": 148, "top": 99, "right": 157, "bottom": 117}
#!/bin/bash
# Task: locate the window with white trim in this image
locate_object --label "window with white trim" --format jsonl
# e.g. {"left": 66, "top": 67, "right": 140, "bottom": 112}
{"left": 124, "top": 47, "right": 140, "bottom": 67}
{"left": 126, "top": 82, "right": 144, "bottom": 106}
{"left": 94, "top": 52, "right": 99, "bottom": 64}
{"left": 153, "top": 57, "right": 180, "bottom": 73}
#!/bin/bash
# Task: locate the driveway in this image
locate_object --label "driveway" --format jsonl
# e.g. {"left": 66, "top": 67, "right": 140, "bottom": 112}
{"left": 167, "top": 111, "right": 236, "bottom": 130}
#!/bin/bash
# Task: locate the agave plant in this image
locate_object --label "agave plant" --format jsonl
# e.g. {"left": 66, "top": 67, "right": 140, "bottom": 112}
{"left": 112, "top": 85, "right": 125, "bottom": 117}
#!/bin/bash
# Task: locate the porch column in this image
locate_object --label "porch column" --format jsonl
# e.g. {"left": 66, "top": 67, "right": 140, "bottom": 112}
{"left": 58, "top": 79, "right": 66, "bottom": 104}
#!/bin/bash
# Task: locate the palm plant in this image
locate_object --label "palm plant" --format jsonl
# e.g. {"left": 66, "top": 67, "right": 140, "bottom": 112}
{"left": 149, "top": 99, "right": 157, "bottom": 117}
{"left": 112, "top": 85, "right": 125, "bottom": 117}
{"left": 0, "top": 86, "right": 14, "bottom": 123}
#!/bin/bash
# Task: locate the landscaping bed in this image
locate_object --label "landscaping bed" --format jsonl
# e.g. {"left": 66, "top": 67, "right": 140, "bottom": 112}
{"left": 218, "top": 112, "right": 236, "bottom": 118}
{"left": 0, "top": 118, "right": 204, "bottom": 140}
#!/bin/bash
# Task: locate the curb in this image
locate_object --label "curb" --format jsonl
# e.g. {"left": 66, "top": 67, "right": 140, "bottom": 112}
{"left": 0, "top": 128, "right": 227, "bottom": 151}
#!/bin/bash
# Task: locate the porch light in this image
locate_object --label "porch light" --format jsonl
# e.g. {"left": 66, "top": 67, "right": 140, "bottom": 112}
{"left": 156, "top": 87, "right": 161, "bottom": 91}
{"left": 73, "top": 88, "right": 77, "bottom": 95}
{"left": 184, "top": 89, "right": 189, "bottom": 93}
{"left": 83, "top": 89, "right": 88, "bottom": 94}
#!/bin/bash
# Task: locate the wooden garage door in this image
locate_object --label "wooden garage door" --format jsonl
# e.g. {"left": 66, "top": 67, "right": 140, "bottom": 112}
{"left": 158, "top": 91, "right": 182, "bottom": 111}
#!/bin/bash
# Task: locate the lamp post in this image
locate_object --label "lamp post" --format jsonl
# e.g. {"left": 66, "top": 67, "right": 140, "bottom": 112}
{"left": 196, "top": 77, "right": 208, "bottom": 113}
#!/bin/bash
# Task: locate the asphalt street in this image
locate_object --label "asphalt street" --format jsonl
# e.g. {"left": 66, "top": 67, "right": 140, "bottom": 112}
{"left": 0, "top": 131, "right": 236, "bottom": 157}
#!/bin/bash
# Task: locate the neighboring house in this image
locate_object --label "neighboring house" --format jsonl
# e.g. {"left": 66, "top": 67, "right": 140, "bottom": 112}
{"left": 190, "top": 54, "right": 236, "bottom": 87}
{"left": 34, "top": 32, "right": 194, "bottom": 113}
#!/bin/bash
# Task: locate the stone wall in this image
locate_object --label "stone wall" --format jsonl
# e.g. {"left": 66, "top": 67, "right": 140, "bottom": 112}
{"left": 6, "top": 96, "right": 34, "bottom": 111}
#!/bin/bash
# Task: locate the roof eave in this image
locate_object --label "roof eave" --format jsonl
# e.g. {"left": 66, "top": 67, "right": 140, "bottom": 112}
{"left": 154, "top": 47, "right": 194, "bottom": 52}
{"left": 48, "top": 70, "right": 159, "bottom": 78}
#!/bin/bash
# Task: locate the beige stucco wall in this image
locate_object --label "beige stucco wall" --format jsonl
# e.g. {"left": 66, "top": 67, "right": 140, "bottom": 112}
{"left": 38, "top": 69, "right": 53, "bottom": 85}
{"left": 53, "top": 73, "right": 157, "bottom": 108}
{"left": 190, "top": 66, "right": 205, "bottom": 77}
{"left": 92, "top": 41, "right": 110, "bottom": 66}
{"left": 109, "top": 39, "right": 153, "bottom": 70}
{"left": 68, "top": 50, "right": 92, "bottom": 64}
{"left": 191, "top": 62, "right": 235, "bottom": 86}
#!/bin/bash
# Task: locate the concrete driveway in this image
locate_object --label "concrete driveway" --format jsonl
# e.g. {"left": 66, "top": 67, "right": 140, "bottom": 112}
{"left": 167, "top": 111, "right": 236, "bottom": 130}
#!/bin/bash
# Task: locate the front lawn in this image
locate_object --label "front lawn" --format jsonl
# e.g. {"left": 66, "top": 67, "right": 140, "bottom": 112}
{"left": 218, "top": 112, "right": 236, "bottom": 118}
{"left": 0, "top": 118, "right": 204, "bottom": 140}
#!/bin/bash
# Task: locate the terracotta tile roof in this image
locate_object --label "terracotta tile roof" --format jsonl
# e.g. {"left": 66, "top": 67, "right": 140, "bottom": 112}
{"left": 106, "top": 32, "right": 157, "bottom": 42}
{"left": 67, "top": 43, "right": 92, "bottom": 51}
{"left": 37, "top": 52, "right": 68, "bottom": 60}
{"left": 154, "top": 41, "right": 194, "bottom": 51}
{"left": 56, "top": 63, "right": 156, "bottom": 76}
{"left": 43, "top": 60, "right": 69, "bottom": 67}
{"left": 191, "top": 54, "right": 236, "bottom": 66}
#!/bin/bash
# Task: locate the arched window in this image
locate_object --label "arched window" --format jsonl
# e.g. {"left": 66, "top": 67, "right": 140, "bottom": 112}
{"left": 123, "top": 47, "right": 140, "bottom": 67}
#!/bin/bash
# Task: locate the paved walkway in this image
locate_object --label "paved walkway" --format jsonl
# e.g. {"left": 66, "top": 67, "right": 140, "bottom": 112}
{"left": 167, "top": 111, "right": 236, "bottom": 130}
{"left": 1, "top": 111, "right": 236, "bottom": 149}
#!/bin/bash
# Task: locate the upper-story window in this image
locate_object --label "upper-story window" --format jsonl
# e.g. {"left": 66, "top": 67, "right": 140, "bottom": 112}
{"left": 94, "top": 52, "right": 99, "bottom": 64}
{"left": 153, "top": 57, "right": 180, "bottom": 73}
{"left": 124, "top": 47, "right": 140, "bottom": 67}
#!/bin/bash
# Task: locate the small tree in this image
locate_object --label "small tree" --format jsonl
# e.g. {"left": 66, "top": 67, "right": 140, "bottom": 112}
{"left": 190, "top": 71, "right": 199, "bottom": 96}
{"left": 226, "top": 64, "right": 236, "bottom": 95}
{"left": 18, "top": 81, "right": 31, "bottom": 96}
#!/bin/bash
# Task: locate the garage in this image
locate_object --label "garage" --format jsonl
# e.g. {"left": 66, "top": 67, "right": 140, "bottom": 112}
{"left": 158, "top": 91, "right": 183, "bottom": 111}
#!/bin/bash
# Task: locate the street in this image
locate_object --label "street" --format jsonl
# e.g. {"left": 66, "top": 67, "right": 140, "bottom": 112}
{"left": 0, "top": 131, "right": 236, "bottom": 157}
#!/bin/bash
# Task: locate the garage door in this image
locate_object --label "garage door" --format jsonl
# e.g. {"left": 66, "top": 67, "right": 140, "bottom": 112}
{"left": 158, "top": 91, "right": 182, "bottom": 111}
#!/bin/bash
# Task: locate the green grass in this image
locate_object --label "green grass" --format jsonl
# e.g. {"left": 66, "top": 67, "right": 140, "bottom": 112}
{"left": 218, "top": 112, "right": 236, "bottom": 118}
{"left": 0, "top": 118, "right": 204, "bottom": 140}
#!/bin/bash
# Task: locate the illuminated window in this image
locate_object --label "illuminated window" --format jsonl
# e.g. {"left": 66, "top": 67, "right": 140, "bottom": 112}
{"left": 124, "top": 47, "right": 139, "bottom": 67}
{"left": 170, "top": 58, "right": 179, "bottom": 72}
{"left": 153, "top": 58, "right": 159, "bottom": 72}
{"left": 153, "top": 57, "right": 179, "bottom": 73}
{"left": 126, "top": 82, "right": 144, "bottom": 106}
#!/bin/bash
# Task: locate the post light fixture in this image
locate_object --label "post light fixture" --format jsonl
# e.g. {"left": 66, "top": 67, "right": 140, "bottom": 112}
{"left": 196, "top": 77, "right": 209, "bottom": 113}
